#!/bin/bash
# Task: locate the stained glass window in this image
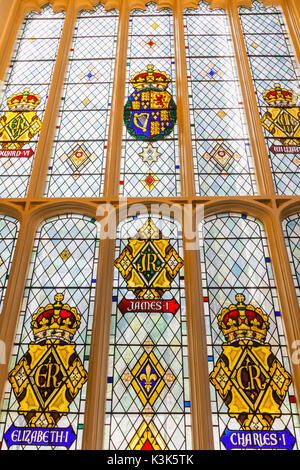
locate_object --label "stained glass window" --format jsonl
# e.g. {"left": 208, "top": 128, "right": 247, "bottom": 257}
{"left": 45, "top": 5, "right": 119, "bottom": 198}
{"left": 0, "top": 215, "right": 19, "bottom": 315}
{"left": 120, "top": 3, "right": 180, "bottom": 197}
{"left": 104, "top": 216, "right": 191, "bottom": 450}
{"left": 239, "top": 0, "right": 300, "bottom": 195}
{"left": 283, "top": 213, "right": 300, "bottom": 304}
{"left": 200, "top": 213, "right": 300, "bottom": 449}
{"left": 0, "top": 214, "right": 99, "bottom": 449}
{"left": 184, "top": 2, "right": 257, "bottom": 196}
{"left": 0, "top": 5, "right": 65, "bottom": 198}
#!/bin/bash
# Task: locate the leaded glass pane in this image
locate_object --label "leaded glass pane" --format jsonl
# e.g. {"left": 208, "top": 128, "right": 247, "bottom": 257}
{"left": 0, "top": 5, "right": 65, "bottom": 198}
{"left": 120, "top": 3, "right": 180, "bottom": 197}
{"left": 45, "top": 5, "right": 119, "bottom": 197}
{"left": 184, "top": 1, "right": 257, "bottom": 196}
{"left": 104, "top": 216, "right": 191, "bottom": 449}
{"left": 283, "top": 213, "right": 300, "bottom": 305}
{"left": 239, "top": 0, "right": 300, "bottom": 195}
{"left": 0, "top": 215, "right": 19, "bottom": 315}
{"left": 0, "top": 214, "right": 99, "bottom": 449}
{"left": 200, "top": 213, "right": 300, "bottom": 449}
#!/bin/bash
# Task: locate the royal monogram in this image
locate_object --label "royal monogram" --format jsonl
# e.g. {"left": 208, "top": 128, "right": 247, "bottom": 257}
{"left": 115, "top": 219, "right": 183, "bottom": 300}
{"left": 210, "top": 294, "right": 292, "bottom": 432}
{"left": 8, "top": 294, "right": 87, "bottom": 428}
{"left": 261, "top": 83, "right": 300, "bottom": 151}
{"left": 0, "top": 89, "right": 42, "bottom": 155}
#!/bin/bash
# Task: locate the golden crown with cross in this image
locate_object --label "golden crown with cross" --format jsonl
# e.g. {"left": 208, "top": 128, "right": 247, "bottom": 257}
{"left": 31, "top": 293, "right": 81, "bottom": 343}
{"left": 218, "top": 293, "right": 269, "bottom": 344}
{"left": 130, "top": 65, "right": 171, "bottom": 90}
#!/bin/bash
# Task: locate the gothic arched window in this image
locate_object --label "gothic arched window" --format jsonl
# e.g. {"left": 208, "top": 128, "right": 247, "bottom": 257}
{"left": 104, "top": 215, "right": 191, "bottom": 450}
{"left": 184, "top": 1, "right": 257, "bottom": 196}
{"left": 120, "top": 3, "right": 179, "bottom": 197}
{"left": 0, "top": 215, "right": 19, "bottom": 315}
{"left": 0, "top": 214, "right": 99, "bottom": 449}
{"left": 283, "top": 213, "right": 300, "bottom": 304}
{"left": 45, "top": 5, "right": 119, "bottom": 198}
{"left": 0, "top": 5, "right": 65, "bottom": 197}
{"left": 200, "top": 213, "right": 299, "bottom": 449}
{"left": 239, "top": 0, "right": 300, "bottom": 195}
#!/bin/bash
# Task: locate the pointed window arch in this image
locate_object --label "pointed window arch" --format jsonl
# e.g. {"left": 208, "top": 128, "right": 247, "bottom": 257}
{"left": 104, "top": 215, "right": 191, "bottom": 450}
{"left": 239, "top": 0, "right": 300, "bottom": 195}
{"left": 184, "top": 1, "right": 257, "bottom": 196}
{"left": 45, "top": 4, "right": 119, "bottom": 197}
{"left": 0, "top": 4, "right": 65, "bottom": 197}
{"left": 0, "top": 214, "right": 99, "bottom": 449}
{"left": 199, "top": 212, "right": 299, "bottom": 449}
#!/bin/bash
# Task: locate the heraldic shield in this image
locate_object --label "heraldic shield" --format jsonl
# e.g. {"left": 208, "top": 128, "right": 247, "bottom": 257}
{"left": 210, "top": 294, "right": 292, "bottom": 431}
{"left": 124, "top": 65, "right": 177, "bottom": 141}
{"left": 8, "top": 294, "right": 87, "bottom": 428}
{"left": 0, "top": 89, "right": 42, "bottom": 151}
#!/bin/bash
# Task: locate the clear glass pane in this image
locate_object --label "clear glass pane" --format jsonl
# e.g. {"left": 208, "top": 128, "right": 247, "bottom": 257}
{"left": 239, "top": 0, "right": 300, "bottom": 195}
{"left": 184, "top": 1, "right": 257, "bottom": 196}
{"left": 45, "top": 5, "right": 119, "bottom": 197}
{"left": 0, "top": 5, "right": 65, "bottom": 197}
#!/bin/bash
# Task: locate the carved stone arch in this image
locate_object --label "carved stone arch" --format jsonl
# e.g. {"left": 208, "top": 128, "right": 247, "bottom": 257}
{"left": 181, "top": 0, "right": 252, "bottom": 12}
{"left": 28, "top": 200, "right": 99, "bottom": 233}
{"left": 74, "top": 0, "right": 122, "bottom": 12}
{"left": 200, "top": 198, "right": 273, "bottom": 222}
{"left": 22, "top": 0, "right": 68, "bottom": 15}
{"left": 0, "top": 202, "right": 24, "bottom": 224}
{"left": 279, "top": 200, "right": 300, "bottom": 223}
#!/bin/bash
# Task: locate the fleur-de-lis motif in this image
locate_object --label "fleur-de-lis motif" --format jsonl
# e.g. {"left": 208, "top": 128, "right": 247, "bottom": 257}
{"left": 139, "top": 363, "right": 157, "bottom": 393}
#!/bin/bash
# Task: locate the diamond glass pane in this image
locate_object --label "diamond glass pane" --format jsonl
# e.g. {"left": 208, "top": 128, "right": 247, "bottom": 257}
{"left": 184, "top": 1, "right": 257, "bottom": 196}
{"left": 283, "top": 213, "right": 300, "bottom": 305}
{"left": 120, "top": 3, "right": 180, "bottom": 197}
{"left": 0, "top": 215, "right": 19, "bottom": 315}
{"left": 45, "top": 5, "right": 119, "bottom": 197}
{"left": 104, "top": 216, "right": 191, "bottom": 450}
{"left": 239, "top": 0, "right": 300, "bottom": 195}
{"left": 0, "top": 5, "right": 65, "bottom": 198}
{"left": 0, "top": 214, "right": 99, "bottom": 449}
{"left": 200, "top": 213, "right": 300, "bottom": 449}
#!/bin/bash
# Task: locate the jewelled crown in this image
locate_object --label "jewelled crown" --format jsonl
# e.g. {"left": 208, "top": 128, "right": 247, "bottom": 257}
{"left": 7, "top": 89, "right": 40, "bottom": 111}
{"left": 218, "top": 293, "right": 269, "bottom": 344}
{"left": 263, "top": 83, "right": 297, "bottom": 107}
{"left": 31, "top": 293, "right": 81, "bottom": 342}
{"left": 130, "top": 65, "right": 171, "bottom": 90}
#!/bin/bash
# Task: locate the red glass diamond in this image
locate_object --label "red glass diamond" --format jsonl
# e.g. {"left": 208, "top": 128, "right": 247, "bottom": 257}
{"left": 146, "top": 175, "right": 154, "bottom": 186}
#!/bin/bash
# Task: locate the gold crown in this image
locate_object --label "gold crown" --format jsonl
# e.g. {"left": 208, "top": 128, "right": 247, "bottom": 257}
{"left": 31, "top": 293, "right": 81, "bottom": 343}
{"left": 130, "top": 65, "right": 171, "bottom": 90}
{"left": 7, "top": 89, "right": 40, "bottom": 111}
{"left": 218, "top": 293, "right": 269, "bottom": 344}
{"left": 263, "top": 83, "right": 297, "bottom": 107}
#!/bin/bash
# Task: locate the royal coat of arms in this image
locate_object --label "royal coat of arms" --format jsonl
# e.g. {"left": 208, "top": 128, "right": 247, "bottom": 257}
{"left": 261, "top": 83, "right": 300, "bottom": 154}
{"left": 0, "top": 89, "right": 42, "bottom": 157}
{"left": 8, "top": 293, "right": 87, "bottom": 431}
{"left": 210, "top": 294, "right": 292, "bottom": 435}
{"left": 124, "top": 65, "right": 177, "bottom": 141}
